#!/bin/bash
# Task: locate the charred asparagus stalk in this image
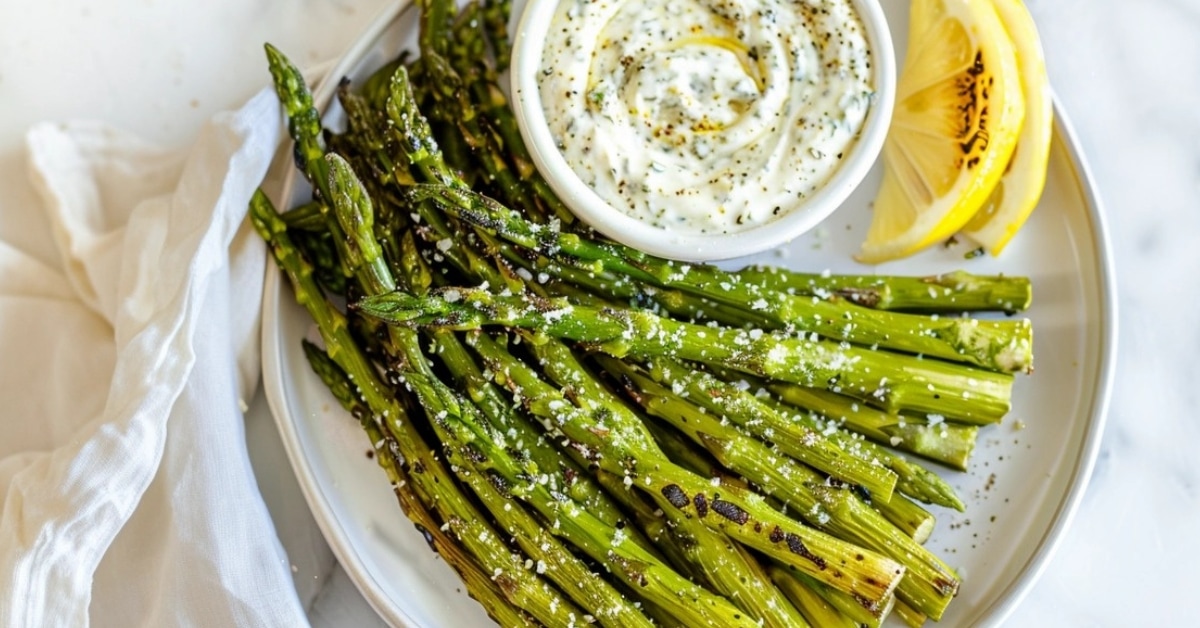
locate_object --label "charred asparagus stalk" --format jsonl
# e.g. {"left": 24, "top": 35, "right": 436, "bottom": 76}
{"left": 637, "top": 358, "right": 966, "bottom": 502}
{"left": 767, "top": 382, "right": 980, "bottom": 462}
{"left": 356, "top": 287, "right": 1014, "bottom": 423}
{"left": 768, "top": 566, "right": 857, "bottom": 628}
{"left": 407, "top": 183, "right": 1033, "bottom": 374}
{"left": 735, "top": 266, "right": 1032, "bottom": 313}
{"left": 635, "top": 357, "right": 899, "bottom": 501}
{"left": 250, "top": 189, "right": 582, "bottom": 625}
{"left": 599, "top": 358, "right": 960, "bottom": 619}
{"left": 465, "top": 331, "right": 907, "bottom": 606}
{"left": 330, "top": 146, "right": 672, "bottom": 627}
{"left": 326, "top": 135, "right": 782, "bottom": 626}
{"left": 301, "top": 340, "right": 537, "bottom": 628}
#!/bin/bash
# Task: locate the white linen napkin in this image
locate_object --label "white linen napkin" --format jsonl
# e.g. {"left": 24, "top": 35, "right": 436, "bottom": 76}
{"left": 0, "top": 88, "right": 309, "bottom": 626}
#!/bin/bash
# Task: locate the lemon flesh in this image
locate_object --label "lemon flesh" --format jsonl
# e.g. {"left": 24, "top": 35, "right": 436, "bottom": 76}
{"left": 858, "top": 0, "right": 1025, "bottom": 264}
{"left": 961, "top": 0, "right": 1053, "bottom": 255}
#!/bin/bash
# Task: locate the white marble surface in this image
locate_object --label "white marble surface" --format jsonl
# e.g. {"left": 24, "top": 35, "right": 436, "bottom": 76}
{"left": 1, "top": 0, "right": 1196, "bottom": 625}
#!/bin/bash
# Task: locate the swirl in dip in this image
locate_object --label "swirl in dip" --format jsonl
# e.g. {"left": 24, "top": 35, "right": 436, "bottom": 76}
{"left": 538, "top": 0, "right": 874, "bottom": 235}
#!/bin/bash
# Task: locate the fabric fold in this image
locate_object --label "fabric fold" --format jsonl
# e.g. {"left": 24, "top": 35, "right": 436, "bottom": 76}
{"left": 0, "top": 88, "right": 309, "bottom": 627}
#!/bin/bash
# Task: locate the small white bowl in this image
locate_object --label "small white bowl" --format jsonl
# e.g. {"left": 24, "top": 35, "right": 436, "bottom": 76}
{"left": 510, "top": 0, "right": 895, "bottom": 262}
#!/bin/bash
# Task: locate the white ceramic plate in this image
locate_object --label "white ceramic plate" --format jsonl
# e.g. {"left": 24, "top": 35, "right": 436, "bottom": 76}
{"left": 260, "top": 2, "right": 1117, "bottom": 626}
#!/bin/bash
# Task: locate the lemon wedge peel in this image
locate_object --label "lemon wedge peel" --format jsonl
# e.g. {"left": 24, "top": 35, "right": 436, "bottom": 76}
{"left": 857, "top": 0, "right": 1026, "bottom": 264}
{"left": 962, "top": 0, "right": 1053, "bottom": 256}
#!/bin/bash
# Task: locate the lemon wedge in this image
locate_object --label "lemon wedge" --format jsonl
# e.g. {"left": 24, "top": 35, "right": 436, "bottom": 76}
{"left": 857, "top": 0, "right": 1025, "bottom": 264}
{"left": 961, "top": 0, "right": 1052, "bottom": 255}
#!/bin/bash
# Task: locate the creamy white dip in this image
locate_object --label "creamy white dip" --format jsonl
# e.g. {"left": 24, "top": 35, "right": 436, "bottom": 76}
{"left": 538, "top": 0, "right": 874, "bottom": 234}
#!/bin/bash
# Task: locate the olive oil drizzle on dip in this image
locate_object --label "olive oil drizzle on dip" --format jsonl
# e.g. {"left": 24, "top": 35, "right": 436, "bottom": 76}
{"left": 538, "top": 0, "right": 874, "bottom": 234}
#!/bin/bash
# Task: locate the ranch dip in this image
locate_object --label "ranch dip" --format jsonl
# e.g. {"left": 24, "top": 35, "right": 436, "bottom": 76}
{"left": 538, "top": 0, "right": 874, "bottom": 234}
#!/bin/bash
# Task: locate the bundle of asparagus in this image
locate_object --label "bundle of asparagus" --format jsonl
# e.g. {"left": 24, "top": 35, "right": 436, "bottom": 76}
{"left": 254, "top": 1, "right": 1033, "bottom": 624}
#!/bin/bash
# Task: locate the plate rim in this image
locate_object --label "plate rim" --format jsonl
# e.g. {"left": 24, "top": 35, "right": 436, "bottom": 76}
{"left": 968, "top": 101, "right": 1119, "bottom": 628}
{"left": 258, "top": 4, "right": 1120, "bottom": 626}
{"left": 261, "top": 3, "right": 418, "bottom": 626}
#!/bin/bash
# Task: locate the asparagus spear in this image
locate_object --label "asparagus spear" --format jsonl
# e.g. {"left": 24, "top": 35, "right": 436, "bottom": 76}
{"left": 280, "top": 200, "right": 326, "bottom": 231}
{"left": 403, "top": 228, "right": 654, "bottom": 551}
{"left": 414, "top": 0, "right": 453, "bottom": 57}
{"left": 643, "top": 420, "right": 751, "bottom": 490}
{"left": 595, "top": 441, "right": 813, "bottom": 628}
{"left": 264, "top": 41, "right": 395, "bottom": 291}
{"left": 360, "top": 56, "right": 405, "bottom": 110}
{"left": 481, "top": 0, "right": 513, "bottom": 71}
{"left": 602, "top": 358, "right": 960, "bottom": 619}
{"left": 329, "top": 147, "right": 772, "bottom": 627}
{"left": 521, "top": 254, "right": 775, "bottom": 328}
{"left": 337, "top": 85, "right": 418, "bottom": 188}
{"left": 644, "top": 412, "right": 932, "bottom": 542}
{"left": 894, "top": 597, "right": 930, "bottom": 628}
{"left": 648, "top": 518, "right": 812, "bottom": 628}
{"left": 466, "top": 331, "right": 907, "bottom": 606}
{"left": 445, "top": 2, "right": 573, "bottom": 224}
{"left": 587, "top": 253, "right": 1021, "bottom": 377}
{"left": 407, "top": 183, "right": 1033, "bottom": 373}
{"left": 508, "top": 341, "right": 813, "bottom": 626}
{"left": 265, "top": 43, "right": 371, "bottom": 285}
{"left": 356, "top": 287, "right": 1014, "bottom": 423}
{"left": 326, "top": 154, "right": 395, "bottom": 293}
{"left": 331, "top": 146, "right": 688, "bottom": 627}
{"left": 382, "top": 66, "right": 458, "bottom": 188}
{"left": 690, "top": 362, "right": 965, "bottom": 509}
{"left": 753, "top": 397, "right": 967, "bottom": 512}
{"left": 289, "top": 228, "right": 347, "bottom": 296}
{"left": 250, "top": 189, "right": 583, "bottom": 625}
{"left": 405, "top": 368, "right": 754, "bottom": 627}
{"left": 779, "top": 564, "right": 895, "bottom": 628}
{"left": 632, "top": 357, "right": 898, "bottom": 501}
{"left": 635, "top": 357, "right": 965, "bottom": 511}
{"left": 736, "top": 267, "right": 1033, "bottom": 313}
{"left": 418, "top": 53, "right": 542, "bottom": 220}
{"left": 768, "top": 382, "right": 980, "bottom": 462}
{"left": 872, "top": 492, "right": 936, "bottom": 544}
{"left": 264, "top": 44, "right": 334, "bottom": 200}
{"left": 431, "top": 326, "right": 635, "bottom": 532}
{"left": 301, "top": 341, "right": 537, "bottom": 628}
{"left": 403, "top": 368, "right": 660, "bottom": 628}
{"left": 767, "top": 566, "right": 857, "bottom": 628}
